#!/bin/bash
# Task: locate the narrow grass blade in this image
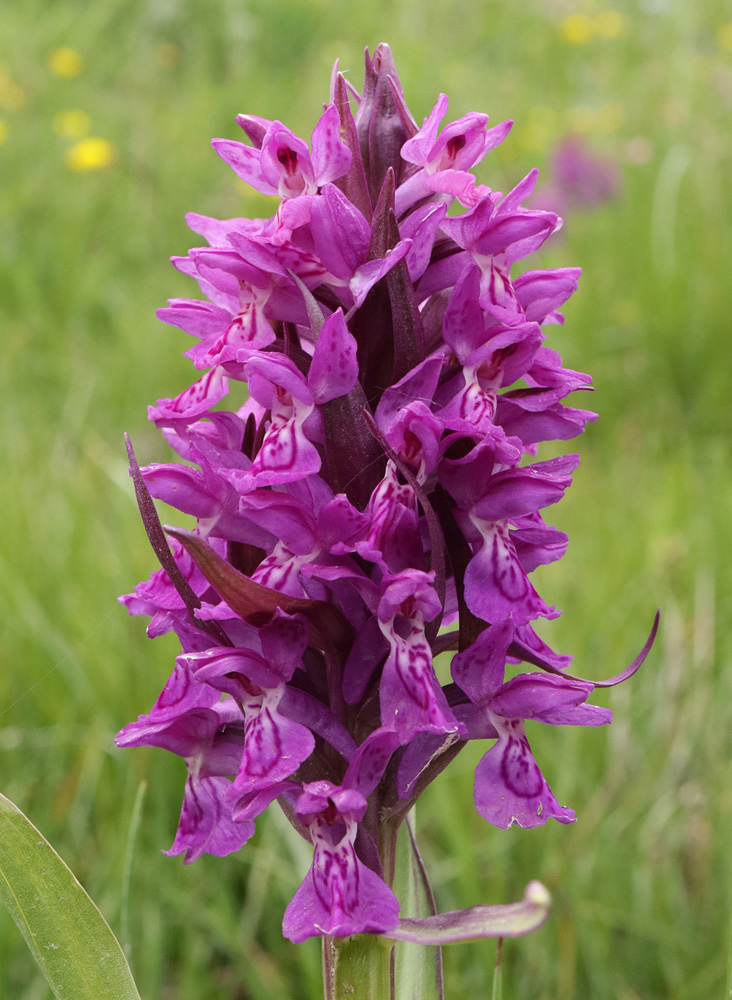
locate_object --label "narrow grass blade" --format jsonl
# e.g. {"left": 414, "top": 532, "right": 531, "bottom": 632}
{"left": 726, "top": 892, "right": 732, "bottom": 1000}
{"left": 0, "top": 792, "right": 142, "bottom": 1000}
{"left": 393, "top": 812, "right": 443, "bottom": 1000}
{"left": 491, "top": 938, "right": 503, "bottom": 1000}
{"left": 120, "top": 779, "right": 147, "bottom": 958}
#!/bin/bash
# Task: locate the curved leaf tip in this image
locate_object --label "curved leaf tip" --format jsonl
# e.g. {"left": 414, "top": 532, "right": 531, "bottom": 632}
{"left": 384, "top": 880, "right": 551, "bottom": 946}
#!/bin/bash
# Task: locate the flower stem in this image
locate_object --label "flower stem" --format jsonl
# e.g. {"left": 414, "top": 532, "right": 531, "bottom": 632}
{"left": 322, "top": 934, "right": 394, "bottom": 1000}
{"left": 379, "top": 817, "right": 400, "bottom": 888}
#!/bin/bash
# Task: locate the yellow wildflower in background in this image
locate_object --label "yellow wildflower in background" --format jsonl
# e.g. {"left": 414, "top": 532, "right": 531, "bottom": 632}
{"left": 594, "top": 10, "right": 626, "bottom": 40}
{"left": 560, "top": 10, "right": 627, "bottom": 44}
{"left": 561, "top": 14, "right": 593, "bottom": 45}
{"left": 53, "top": 109, "right": 91, "bottom": 138}
{"left": 0, "top": 119, "right": 8, "bottom": 146}
{"left": 49, "top": 47, "right": 84, "bottom": 79}
{"left": 718, "top": 24, "right": 732, "bottom": 52}
{"left": 65, "top": 137, "right": 117, "bottom": 171}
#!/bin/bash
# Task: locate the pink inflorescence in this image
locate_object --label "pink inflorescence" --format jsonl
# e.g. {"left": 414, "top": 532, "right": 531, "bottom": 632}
{"left": 117, "top": 45, "right": 633, "bottom": 943}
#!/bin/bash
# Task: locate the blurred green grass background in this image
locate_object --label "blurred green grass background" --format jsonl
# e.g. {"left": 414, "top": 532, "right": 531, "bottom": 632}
{"left": 1, "top": 0, "right": 731, "bottom": 997}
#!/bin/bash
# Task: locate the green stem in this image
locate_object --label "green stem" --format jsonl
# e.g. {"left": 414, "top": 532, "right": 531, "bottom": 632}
{"left": 322, "top": 934, "right": 394, "bottom": 1000}
{"left": 379, "top": 816, "right": 400, "bottom": 889}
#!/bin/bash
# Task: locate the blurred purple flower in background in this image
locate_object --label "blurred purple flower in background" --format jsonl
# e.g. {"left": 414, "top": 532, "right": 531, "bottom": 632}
{"left": 532, "top": 134, "right": 622, "bottom": 218}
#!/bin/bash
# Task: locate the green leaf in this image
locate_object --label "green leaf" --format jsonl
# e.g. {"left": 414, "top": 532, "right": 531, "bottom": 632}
{"left": 0, "top": 792, "right": 142, "bottom": 1000}
{"left": 393, "top": 812, "right": 443, "bottom": 1000}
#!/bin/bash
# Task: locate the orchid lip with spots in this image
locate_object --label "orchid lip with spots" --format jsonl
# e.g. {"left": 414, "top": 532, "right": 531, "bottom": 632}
{"left": 117, "top": 42, "right": 657, "bottom": 994}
